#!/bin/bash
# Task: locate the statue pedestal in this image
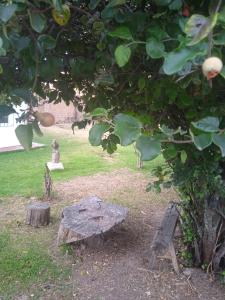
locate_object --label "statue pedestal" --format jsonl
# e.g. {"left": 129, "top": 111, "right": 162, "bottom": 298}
{"left": 47, "top": 162, "right": 64, "bottom": 171}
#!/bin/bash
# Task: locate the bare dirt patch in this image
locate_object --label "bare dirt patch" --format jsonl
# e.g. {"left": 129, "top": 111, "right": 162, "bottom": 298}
{"left": 54, "top": 169, "right": 225, "bottom": 300}
{"left": 1, "top": 168, "right": 225, "bottom": 299}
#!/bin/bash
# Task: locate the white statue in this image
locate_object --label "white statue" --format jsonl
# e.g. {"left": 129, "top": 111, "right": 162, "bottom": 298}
{"left": 47, "top": 139, "right": 64, "bottom": 171}
{"left": 51, "top": 139, "right": 60, "bottom": 163}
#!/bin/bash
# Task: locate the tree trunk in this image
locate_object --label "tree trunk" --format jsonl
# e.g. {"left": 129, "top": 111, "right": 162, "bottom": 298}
{"left": 26, "top": 202, "right": 50, "bottom": 227}
{"left": 202, "top": 200, "right": 221, "bottom": 264}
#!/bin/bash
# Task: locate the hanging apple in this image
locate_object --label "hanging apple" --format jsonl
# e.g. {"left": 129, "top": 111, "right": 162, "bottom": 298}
{"left": 202, "top": 57, "right": 223, "bottom": 80}
{"left": 33, "top": 112, "right": 55, "bottom": 127}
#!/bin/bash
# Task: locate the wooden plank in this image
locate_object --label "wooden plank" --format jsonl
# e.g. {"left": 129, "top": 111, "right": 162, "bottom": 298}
{"left": 151, "top": 203, "right": 179, "bottom": 253}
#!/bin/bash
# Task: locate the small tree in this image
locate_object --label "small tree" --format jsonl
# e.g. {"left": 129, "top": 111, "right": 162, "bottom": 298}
{"left": 1, "top": 0, "right": 225, "bottom": 271}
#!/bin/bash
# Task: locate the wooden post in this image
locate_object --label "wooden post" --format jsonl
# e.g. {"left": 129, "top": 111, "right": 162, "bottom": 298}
{"left": 134, "top": 144, "right": 143, "bottom": 169}
{"left": 26, "top": 202, "right": 50, "bottom": 227}
{"left": 148, "top": 203, "right": 180, "bottom": 274}
{"left": 44, "top": 164, "right": 52, "bottom": 200}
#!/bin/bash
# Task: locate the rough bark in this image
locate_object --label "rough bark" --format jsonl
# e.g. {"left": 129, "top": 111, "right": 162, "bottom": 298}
{"left": 26, "top": 202, "right": 50, "bottom": 227}
{"left": 202, "top": 206, "right": 221, "bottom": 264}
{"left": 212, "top": 237, "right": 225, "bottom": 271}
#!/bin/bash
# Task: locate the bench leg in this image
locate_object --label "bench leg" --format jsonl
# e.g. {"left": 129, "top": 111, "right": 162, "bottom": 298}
{"left": 168, "top": 242, "right": 179, "bottom": 275}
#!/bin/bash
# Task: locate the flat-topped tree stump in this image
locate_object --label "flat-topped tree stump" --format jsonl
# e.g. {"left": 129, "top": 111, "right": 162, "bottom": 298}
{"left": 26, "top": 202, "right": 50, "bottom": 227}
{"left": 57, "top": 196, "right": 128, "bottom": 246}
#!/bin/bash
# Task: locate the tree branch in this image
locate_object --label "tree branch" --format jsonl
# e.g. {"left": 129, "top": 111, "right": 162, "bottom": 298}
{"left": 161, "top": 139, "right": 193, "bottom": 144}
{"left": 70, "top": 5, "right": 93, "bottom": 18}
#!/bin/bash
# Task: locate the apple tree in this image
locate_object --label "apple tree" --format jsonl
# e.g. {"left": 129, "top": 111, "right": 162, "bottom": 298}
{"left": 1, "top": 0, "right": 225, "bottom": 271}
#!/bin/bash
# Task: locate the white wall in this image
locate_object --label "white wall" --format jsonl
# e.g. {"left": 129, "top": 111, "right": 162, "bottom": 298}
{"left": 0, "top": 126, "right": 20, "bottom": 147}
{"left": 0, "top": 103, "right": 28, "bottom": 148}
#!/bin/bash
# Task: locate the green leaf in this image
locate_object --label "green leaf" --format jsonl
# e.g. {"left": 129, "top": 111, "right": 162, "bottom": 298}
{"left": 169, "top": 0, "right": 182, "bottom": 10}
{"left": 10, "top": 33, "right": 30, "bottom": 52}
{"left": 146, "top": 38, "right": 165, "bottom": 59}
{"left": 109, "top": 26, "right": 133, "bottom": 40}
{"left": 0, "top": 64, "right": 3, "bottom": 74}
{"left": 154, "top": 0, "right": 172, "bottom": 6}
{"left": 0, "top": 4, "right": 17, "bottom": 23}
{"left": 90, "top": 108, "right": 108, "bottom": 117}
{"left": 114, "top": 113, "right": 142, "bottom": 146}
{"left": 191, "top": 132, "right": 213, "bottom": 150}
{"left": 185, "top": 15, "right": 208, "bottom": 37}
{"left": 163, "top": 144, "right": 177, "bottom": 160}
{"left": 147, "top": 25, "right": 168, "bottom": 40}
{"left": 218, "top": 7, "right": 225, "bottom": 25}
{"left": 220, "top": 66, "right": 225, "bottom": 79}
{"left": 32, "top": 120, "right": 43, "bottom": 137}
{"left": 185, "top": 14, "right": 218, "bottom": 46}
{"left": 213, "top": 32, "right": 225, "bottom": 45}
{"left": 115, "top": 45, "right": 131, "bottom": 67}
{"left": 89, "top": 123, "right": 110, "bottom": 146}
{"left": 39, "top": 57, "right": 63, "bottom": 80}
{"left": 0, "top": 47, "right": 6, "bottom": 56}
{"left": 180, "top": 150, "right": 187, "bottom": 163}
{"left": 89, "top": 0, "right": 101, "bottom": 10}
{"left": 28, "top": 11, "right": 46, "bottom": 33}
{"left": 15, "top": 124, "right": 33, "bottom": 150}
{"left": 38, "top": 35, "right": 56, "bottom": 50}
{"left": 159, "top": 125, "right": 182, "bottom": 137}
{"left": 191, "top": 117, "right": 220, "bottom": 133}
{"left": 136, "top": 135, "right": 161, "bottom": 161}
{"left": 52, "top": 0, "right": 63, "bottom": 12}
{"left": 0, "top": 105, "right": 16, "bottom": 118}
{"left": 95, "top": 70, "right": 114, "bottom": 86}
{"left": 93, "top": 21, "right": 105, "bottom": 34}
{"left": 101, "top": 6, "right": 118, "bottom": 19}
{"left": 213, "top": 132, "right": 225, "bottom": 157}
{"left": 138, "top": 77, "right": 146, "bottom": 90}
{"left": 163, "top": 45, "right": 207, "bottom": 75}
{"left": 107, "top": 0, "right": 126, "bottom": 8}
{"left": 101, "top": 134, "right": 120, "bottom": 154}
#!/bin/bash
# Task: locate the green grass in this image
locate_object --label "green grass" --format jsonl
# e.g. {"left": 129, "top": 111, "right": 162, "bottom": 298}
{"left": 0, "top": 231, "right": 70, "bottom": 300}
{"left": 0, "top": 128, "right": 163, "bottom": 197}
{"left": 0, "top": 127, "right": 165, "bottom": 299}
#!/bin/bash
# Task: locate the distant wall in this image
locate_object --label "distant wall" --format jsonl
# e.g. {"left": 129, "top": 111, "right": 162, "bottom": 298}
{"left": 0, "top": 103, "right": 28, "bottom": 148}
{"left": 38, "top": 102, "right": 83, "bottom": 123}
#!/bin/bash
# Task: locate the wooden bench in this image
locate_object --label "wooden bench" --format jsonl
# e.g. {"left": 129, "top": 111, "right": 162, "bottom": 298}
{"left": 148, "top": 203, "right": 180, "bottom": 274}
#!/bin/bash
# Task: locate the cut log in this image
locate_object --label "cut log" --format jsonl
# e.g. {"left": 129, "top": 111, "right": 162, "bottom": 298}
{"left": 148, "top": 203, "right": 179, "bottom": 274}
{"left": 57, "top": 196, "right": 128, "bottom": 246}
{"left": 26, "top": 202, "right": 50, "bottom": 227}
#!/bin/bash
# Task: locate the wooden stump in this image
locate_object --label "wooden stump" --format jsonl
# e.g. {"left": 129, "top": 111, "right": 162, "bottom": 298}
{"left": 26, "top": 202, "right": 50, "bottom": 227}
{"left": 57, "top": 196, "right": 128, "bottom": 246}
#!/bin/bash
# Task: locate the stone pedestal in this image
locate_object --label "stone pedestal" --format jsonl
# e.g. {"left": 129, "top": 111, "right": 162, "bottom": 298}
{"left": 47, "top": 162, "right": 64, "bottom": 171}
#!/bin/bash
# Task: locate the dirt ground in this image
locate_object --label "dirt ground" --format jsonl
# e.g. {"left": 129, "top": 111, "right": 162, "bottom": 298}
{"left": 2, "top": 126, "right": 225, "bottom": 299}
{"left": 53, "top": 169, "right": 225, "bottom": 300}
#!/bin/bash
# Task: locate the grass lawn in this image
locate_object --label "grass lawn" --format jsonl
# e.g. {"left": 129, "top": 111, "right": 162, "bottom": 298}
{"left": 0, "top": 126, "right": 164, "bottom": 299}
{"left": 0, "top": 231, "right": 71, "bottom": 300}
{"left": 0, "top": 126, "right": 163, "bottom": 197}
